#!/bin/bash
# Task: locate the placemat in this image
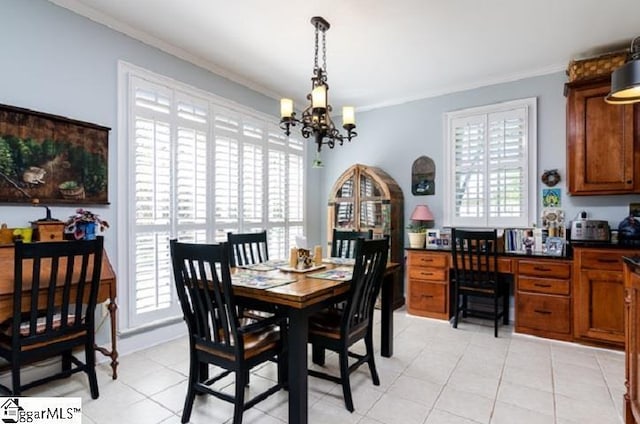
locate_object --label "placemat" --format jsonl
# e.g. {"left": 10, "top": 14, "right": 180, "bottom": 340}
{"left": 307, "top": 267, "right": 353, "bottom": 281}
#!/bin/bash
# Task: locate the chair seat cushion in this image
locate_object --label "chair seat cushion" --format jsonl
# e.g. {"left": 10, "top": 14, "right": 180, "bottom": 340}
{"left": 0, "top": 313, "right": 78, "bottom": 337}
{"left": 309, "top": 308, "right": 343, "bottom": 340}
{"left": 197, "top": 322, "right": 281, "bottom": 360}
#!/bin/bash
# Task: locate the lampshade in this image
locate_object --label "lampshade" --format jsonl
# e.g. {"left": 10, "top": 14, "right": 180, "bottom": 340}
{"left": 606, "top": 60, "right": 640, "bottom": 104}
{"left": 606, "top": 36, "right": 640, "bottom": 104}
{"left": 411, "top": 205, "right": 434, "bottom": 221}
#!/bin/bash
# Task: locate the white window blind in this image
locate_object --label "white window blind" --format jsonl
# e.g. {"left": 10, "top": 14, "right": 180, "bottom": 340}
{"left": 119, "top": 64, "right": 305, "bottom": 330}
{"left": 444, "top": 98, "right": 536, "bottom": 228}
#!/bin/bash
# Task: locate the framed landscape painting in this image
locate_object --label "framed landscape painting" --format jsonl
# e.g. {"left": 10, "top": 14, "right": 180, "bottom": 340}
{"left": 0, "top": 104, "right": 110, "bottom": 205}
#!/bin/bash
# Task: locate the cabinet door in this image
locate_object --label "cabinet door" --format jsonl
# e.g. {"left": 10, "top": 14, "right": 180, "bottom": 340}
{"left": 567, "top": 81, "right": 635, "bottom": 194}
{"left": 628, "top": 270, "right": 640, "bottom": 424}
{"left": 575, "top": 269, "right": 625, "bottom": 345}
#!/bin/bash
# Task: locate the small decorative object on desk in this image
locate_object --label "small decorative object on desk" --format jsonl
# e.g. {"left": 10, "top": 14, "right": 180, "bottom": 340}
{"left": 545, "top": 237, "right": 565, "bottom": 256}
{"left": 426, "top": 229, "right": 440, "bottom": 247}
{"left": 296, "top": 248, "right": 313, "bottom": 270}
{"left": 65, "top": 208, "right": 109, "bottom": 240}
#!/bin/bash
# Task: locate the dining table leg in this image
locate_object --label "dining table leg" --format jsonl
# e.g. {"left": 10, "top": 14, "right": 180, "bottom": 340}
{"left": 380, "top": 271, "right": 395, "bottom": 358}
{"left": 288, "top": 307, "right": 309, "bottom": 424}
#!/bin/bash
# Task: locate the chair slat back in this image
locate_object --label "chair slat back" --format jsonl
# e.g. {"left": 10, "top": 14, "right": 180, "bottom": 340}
{"left": 13, "top": 237, "right": 104, "bottom": 345}
{"left": 227, "top": 231, "right": 269, "bottom": 267}
{"left": 331, "top": 229, "right": 374, "bottom": 259}
{"left": 343, "top": 237, "right": 389, "bottom": 334}
{"left": 451, "top": 228, "right": 499, "bottom": 289}
{"left": 170, "top": 240, "right": 240, "bottom": 354}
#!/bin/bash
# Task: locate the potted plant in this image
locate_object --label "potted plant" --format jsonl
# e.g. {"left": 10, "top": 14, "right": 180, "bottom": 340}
{"left": 65, "top": 208, "right": 109, "bottom": 240}
{"left": 406, "top": 223, "right": 427, "bottom": 248}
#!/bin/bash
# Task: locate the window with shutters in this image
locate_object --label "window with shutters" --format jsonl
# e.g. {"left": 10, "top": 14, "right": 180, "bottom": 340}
{"left": 118, "top": 63, "right": 305, "bottom": 329}
{"left": 443, "top": 98, "right": 536, "bottom": 228}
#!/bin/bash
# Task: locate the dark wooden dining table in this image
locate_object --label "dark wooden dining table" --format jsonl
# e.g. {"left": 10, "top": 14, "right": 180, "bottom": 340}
{"left": 232, "top": 261, "right": 401, "bottom": 424}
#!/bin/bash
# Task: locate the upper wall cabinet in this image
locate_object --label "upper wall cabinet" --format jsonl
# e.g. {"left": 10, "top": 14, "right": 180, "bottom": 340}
{"left": 565, "top": 77, "right": 640, "bottom": 195}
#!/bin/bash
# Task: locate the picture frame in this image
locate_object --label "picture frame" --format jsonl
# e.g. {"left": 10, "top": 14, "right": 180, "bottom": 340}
{"left": 439, "top": 231, "right": 451, "bottom": 247}
{"left": 426, "top": 229, "right": 440, "bottom": 247}
{"left": 0, "top": 104, "right": 110, "bottom": 205}
{"left": 545, "top": 236, "right": 565, "bottom": 256}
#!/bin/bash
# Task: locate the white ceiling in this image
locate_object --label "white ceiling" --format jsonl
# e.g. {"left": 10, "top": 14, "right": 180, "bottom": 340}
{"left": 50, "top": 0, "right": 640, "bottom": 111}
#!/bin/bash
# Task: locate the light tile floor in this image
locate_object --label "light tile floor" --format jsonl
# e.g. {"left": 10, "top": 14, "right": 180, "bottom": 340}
{"left": 23, "top": 310, "right": 625, "bottom": 424}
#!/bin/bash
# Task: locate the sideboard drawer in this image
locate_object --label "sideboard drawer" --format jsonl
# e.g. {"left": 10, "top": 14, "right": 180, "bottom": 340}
{"left": 518, "top": 276, "right": 570, "bottom": 295}
{"left": 409, "top": 281, "right": 447, "bottom": 315}
{"left": 517, "top": 292, "right": 571, "bottom": 335}
{"left": 408, "top": 252, "right": 447, "bottom": 268}
{"left": 518, "top": 260, "right": 571, "bottom": 279}
{"left": 580, "top": 251, "right": 626, "bottom": 271}
{"left": 409, "top": 267, "right": 446, "bottom": 282}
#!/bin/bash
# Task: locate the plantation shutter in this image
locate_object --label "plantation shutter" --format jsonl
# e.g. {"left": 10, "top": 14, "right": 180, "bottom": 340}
{"left": 130, "top": 76, "right": 180, "bottom": 324}
{"left": 213, "top": 111, "right": 240, "bottom": 241}
{"left": 121, "top": 65, "right": 306, "bottom": 330}
{"left": 487, "top": 109, "right": 527, "bottom": 227}
{"left": 445, "top": 99, "right": 535, "bottom": 228}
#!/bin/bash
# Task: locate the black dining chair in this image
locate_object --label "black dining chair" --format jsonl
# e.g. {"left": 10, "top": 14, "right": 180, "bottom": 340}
{"left": 227, "top": 231, "right": 269, "bottom": 267}
{"left": 331, "top": 228, "right": 374, "bottom": 258}
{"left": 450, "top": 228, "right": 509, "bottom": 337}
{"left": 170, "top": 240, "right": 287, "bottom": 424}
{"left": 227, "top": 230, "right": 277, "bottom": 320}
{"left": 307, "top": 237, "right": 389, "bottom": 412}
{"left": 0, "top": 237, "right": 104, "bottom": 398}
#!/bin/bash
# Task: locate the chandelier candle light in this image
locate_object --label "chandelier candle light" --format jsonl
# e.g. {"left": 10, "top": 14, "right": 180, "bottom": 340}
{"left": 279, "top": 16, "right": 357, "bottom": 153}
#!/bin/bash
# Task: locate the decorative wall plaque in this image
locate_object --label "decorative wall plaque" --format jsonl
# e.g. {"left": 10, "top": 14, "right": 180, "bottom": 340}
{"left": 411, "top": 156, "right": 435, "bottom": 195}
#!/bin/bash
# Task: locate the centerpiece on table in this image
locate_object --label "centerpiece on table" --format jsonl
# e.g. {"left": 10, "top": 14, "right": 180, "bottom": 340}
{"left": 65, "top": 208, "right": 109, "bottom": 240}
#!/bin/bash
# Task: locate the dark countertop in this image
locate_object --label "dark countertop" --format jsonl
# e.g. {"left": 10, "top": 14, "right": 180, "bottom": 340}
{"left": 570, "top": 241, "right": 640, "bottom": 250}
{"left": 405, "top": 246, "right": 571, "bottom": 260}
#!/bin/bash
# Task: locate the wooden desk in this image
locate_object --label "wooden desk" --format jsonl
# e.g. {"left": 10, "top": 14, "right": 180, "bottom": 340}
{"left": 0, "top": 245, "right": 119, "bottom": 378}
{"left": 232, "top": 262, "right": 400, "bottom": 424}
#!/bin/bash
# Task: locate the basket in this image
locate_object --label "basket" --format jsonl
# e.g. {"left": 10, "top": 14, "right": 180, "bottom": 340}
{"left": 567, "top": 51, "right": 628, "bottom": 82}
{"left": 59, "top": 184, "right": 85, "bottom": 200}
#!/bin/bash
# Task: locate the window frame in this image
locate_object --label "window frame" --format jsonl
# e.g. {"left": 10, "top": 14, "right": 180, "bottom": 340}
{"left": 443, "top": 97, "right": 537, "bottom": 229}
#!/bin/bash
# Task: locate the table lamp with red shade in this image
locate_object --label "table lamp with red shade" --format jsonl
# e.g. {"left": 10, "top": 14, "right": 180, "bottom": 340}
{"left": 407, "top": 205, "right": 434, "bottom": 248}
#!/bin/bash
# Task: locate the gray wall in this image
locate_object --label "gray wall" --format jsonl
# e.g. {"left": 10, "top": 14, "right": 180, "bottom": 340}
{"left": 3, "top": 1, "right": 639, "bottom": 264}
{"left": 319, "top": 72, "right": 640, "bottom": 245}
{"left": 0, "top": 0, "right": 324, "bottom": 259}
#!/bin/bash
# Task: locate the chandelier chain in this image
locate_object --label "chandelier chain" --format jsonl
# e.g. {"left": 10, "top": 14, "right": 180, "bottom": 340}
{"left": 322, "top": 31, "right": 327, "bottom": 72}
{"left": 314, "top": 24, "right": 319, "bottom": 70}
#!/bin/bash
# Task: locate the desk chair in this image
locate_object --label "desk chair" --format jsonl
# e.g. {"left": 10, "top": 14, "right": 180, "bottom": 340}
{"left": 170, "top": 240, "right": 287, "bottom": 424}
{"left": 308, "top": 237, "right": 389, "bottom": 412}
{"left": 227, "top": 231, "right": 269, "bottom": 267}
{"left": 331, "top": 229, "right": 374, "bottom": 258}
{"left": 0, "top": 237, "right": 104, "bottom": 398}
{"left": 451, "top": 228, "right": 509, "bottom": 337}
